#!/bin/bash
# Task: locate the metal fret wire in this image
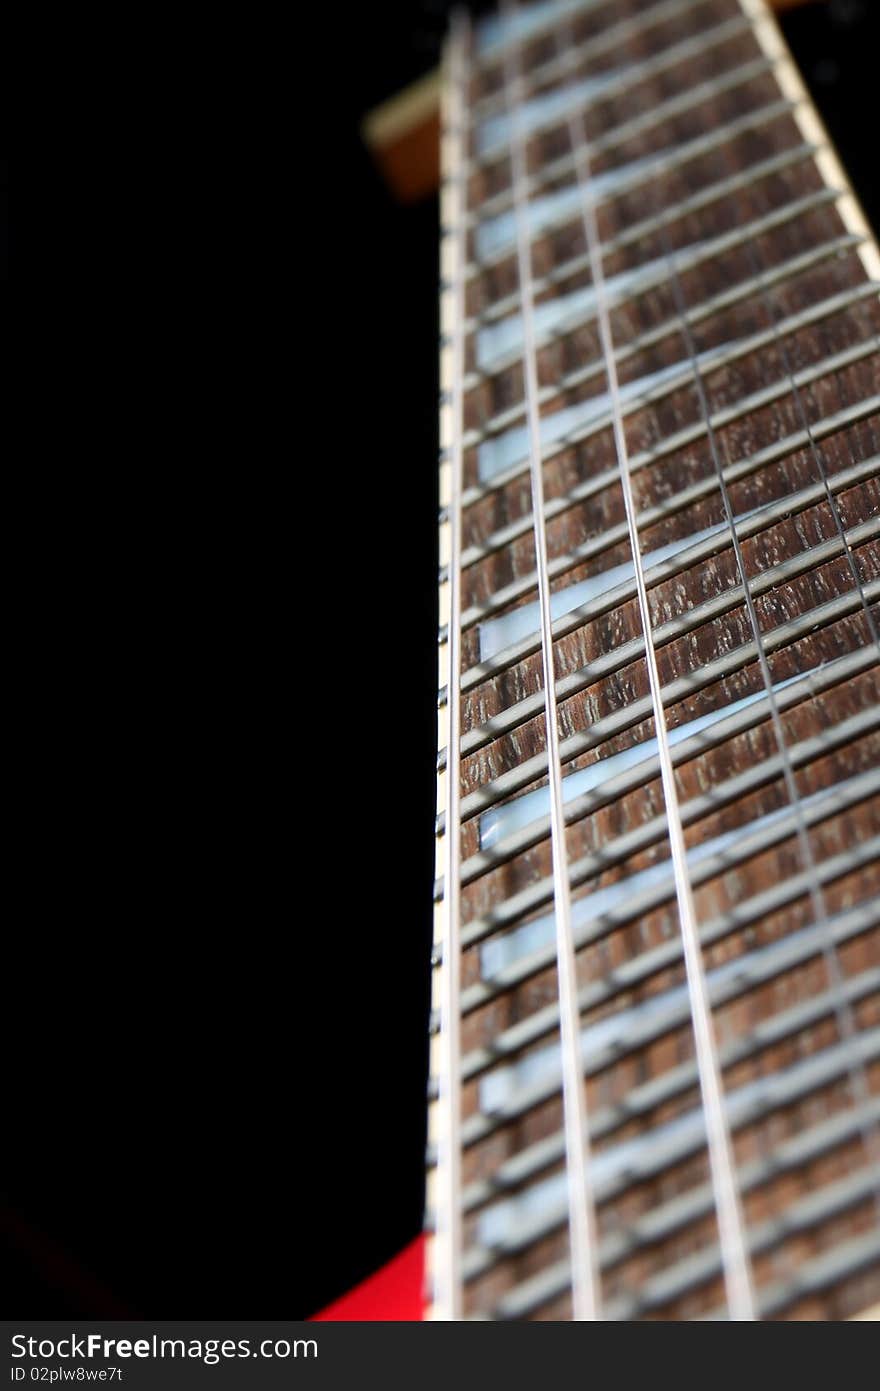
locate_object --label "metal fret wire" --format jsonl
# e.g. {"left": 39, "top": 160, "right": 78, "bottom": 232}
{"left": 547, "top": 0, "right": 758, "bottom": 1321}
{"left": 647, "top": 0, "right": 880, "bottom": 1209}
{"left": 459, "top": 356, "right": 871, "bottom": 601}
{"left": 452, "top": 881, "right": 879, "bottom": 1172}
{"left": 466, "top": 93, "right": 799, "bottom": 281}
{"left": 435, "top": 10, "right": 469, "bottom": 1321}
{"left": 500, "top": 0, "right": 603, "bottom": 1322}
{"left": 450, "top": 0, "right": 880, "bottom": 1317}
{"left": 468, "top": 12, "right": 758, "bottom": 195}
{"left": 472, "top": 0, "right": 728, "bottom": 119}
{"left": 458, "top": 441, "right": 877, "bottom": 700}
{"left": 453, "top": 507, "right": 875, "bottom": 779}
{"left": 454, "top": 703, "right": 879, "bottom": 964}
{"left": 452, "top": 641, "right": 877, "bottom": 894}
{"left": 441, "top": 133, "right": 879, "bottom": 759}
{"left": 743, "top": 204, "right": 879, "bottom": 651}
{"left": 471, "top": 49, "right": 773, "bottom": 239}
{"left": 447, "top": 537, "right": 880, "bottom": 830}
{"left": 467, "top": 19, "right": 767, "bottom": 261}
{"left": 466, "top": 151, "right": 830, "bottom": 333}
{"left": 539, "top": 0, "right": 880, "bottom": 1222}
{"left": 442, "top": 2, "right": 873, "bottom": 706}
{"left": 462, "top": 967, "right": 880, "bottom": 1217}
{"left": 457, "top": 788, "right": 880, "bottom": 1083}
{"left": 463, "top": 274, "right": 870, "bottom": 457}
{"left": 805, "top": 173, "right": 880, "bottom": 654}
{"left": 446, "top": 317, "right": 868, "bottom": 638}
{"left": 453, "top": 341, "right": 876, "bottom": 581}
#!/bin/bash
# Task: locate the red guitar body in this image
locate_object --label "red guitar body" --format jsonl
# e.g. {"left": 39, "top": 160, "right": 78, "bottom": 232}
{"left": 313, "top": 1235, "right": 427, "bottom": 1321}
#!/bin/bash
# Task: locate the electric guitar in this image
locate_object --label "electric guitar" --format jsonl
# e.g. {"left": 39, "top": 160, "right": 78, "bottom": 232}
{"left": 322, "top": 0, "right": 880, "bottom": 1320}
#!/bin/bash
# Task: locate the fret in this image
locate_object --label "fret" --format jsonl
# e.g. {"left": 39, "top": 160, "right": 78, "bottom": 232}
{"left": 462, "top": 452, "right": 878, "bottom": 694}
{"left": 455, "top": 646, "right": 878, "bottom": 891}
{"left": 432, "top": 0, "right": 880, "bottom": 1321}
{"left": 460, "top": 960, "right": 879, "bottom": 1154}
{"left": 451, "top": 953, "right": 880, "bottom": 1206}
{"left": 752, "top": 1228, "right": 880, "bottom": 1321}
{"left": 462, "top": 841, "right": 880, "bottom": 1089}
{"left": 468, "top": 1087, "right": 880, "bottom": 1257}
{"left": 472, "top": 15, "right": 759, "bottom": 170}
{"left": 454, "top": 230, "right": 862, "bottom": 503}
{"left": 442, "top": 634, "right": 873, "bottom": 1140}
{"left": 436, "top": 751, "right": 867, "bottom": 1051}
{"left": 497, "top": 1126, "right": 880, "bottom": 1318}
{"left": 739, "top": 201, "right": 880, "bottom": 655}
{"left": 463, "top": 933, "right": 877, "bottom": 1270}
{"left": 458, "top": 179, "right": 839, "bottom": 336}
{"left": 478, "top": 1116, "right": 880, "bottom": 1308}
{"left": 455, "top": 756, "right": 878, "bottom": 1016}
{"left": 475, "top": 341, "right": 733, "bottom": 483}
{"left": 467, "top": 137, "right": 817, "bottom": 329}
{"left": 653, "top": 116, "right": 878, "bottom": 1207}
{"left": 442, "top": 695, "right": 878, "bottom": 1026}
{"left": 499, "top": 0, "right": 602, "bottom": 1320}
{"left": 475, "top": 0, "right": 594, "bottom": 59}
{"left": 653, "top": 118, "right": 880, "bottom": 1210}
{"left": 476, "top": 920, "right": 871, "bottom": 1158}
{"left": 740, "top": 0, "right": 880, "bottom": 289}
{"left": 455, "top": 1015, "right": 880, "bottom": 1315}
{"left": 473, "top": 0, "right": 734, "bottom": 116}
{"left": 606, "top": 1160, "right": 880, "bottom": 1317}
{"left": 438, "top": 558, "right": 878, "bottom": 843}
{"left": 467, "top": 224, "right": 859, "bottom": 397}
{"left": 471, "top": 74, "right": 790, "bottom": 265}
{"left": 466, "top": 97, "right": 800, "bottom": 278}
{"left": 457, "top": 1006, "right": 880, "bottom": 1219}
{"left": 477, "top": 68, "right": 620, "bottom": 164}
{"left": 446, "top": 656, "right": 879, "bottom": 954}
{"left": 451, "top": 510, "right": 879, "bottom": 780}
{"left": 480, "top": 790, "right": 872, "bottom": 989}
{"left": 462, "top": 280, "right": 875, "bottom": 486}
{"left": 471, "top": 39, "right": 769, "bottom": 225}
{"left": 457, "top": 1103, "right": 878, "bottom": 1324}
{"left": 455, "top": 873, "right": 873, "bottom": 1146}
{"left": 453, "top": 379, "right": 878, "bottom": 587}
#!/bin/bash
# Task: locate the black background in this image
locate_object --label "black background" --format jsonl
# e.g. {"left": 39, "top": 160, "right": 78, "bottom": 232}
{"left": 3, "top": 0, "right": 878, "bottom": 1321}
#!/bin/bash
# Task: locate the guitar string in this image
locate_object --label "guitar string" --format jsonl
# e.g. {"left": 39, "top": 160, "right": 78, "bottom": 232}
{"left": 445, "top": 10, "right": 879, "bottom": 741}
{"left": 747, "top": 182, "right": 879, "bottom": 652}
{"left": 532, "top": 0, "right": 880, "bottom": 1239}
{"left": 518, "top": 0, "right": 880, "bottom": 1268}
{"left": 464, "top": 5, "right": 880, "bottom": 884}
{"left": 548, "top": 0, "right": 758, "bottom": 1321}
{"left": 471, "top": 0, "right": 739, "bottom": 123}
{"left": 590, "top": 0, "right": 880, "bottom": 1219}
{"left": 458, "top": 0, "right": 878, "bottom": 1314}
{"left": 499, "top": 0, "right": 603, "bottom": 1321}
{"left": 647, "top": 109, "right": 880, "bottom": 1212}
{"left": 435, "top": 7, "right": 470, "bottom": 1321}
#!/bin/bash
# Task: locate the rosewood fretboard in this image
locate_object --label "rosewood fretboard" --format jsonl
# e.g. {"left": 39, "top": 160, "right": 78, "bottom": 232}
{"left": 429, "top": 0, "right": 880, "bottom": 1321}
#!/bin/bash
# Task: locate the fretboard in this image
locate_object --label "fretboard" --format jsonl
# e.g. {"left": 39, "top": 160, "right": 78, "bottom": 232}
{"left": 430, "top": 0, "right": 880, "bottom": 1321}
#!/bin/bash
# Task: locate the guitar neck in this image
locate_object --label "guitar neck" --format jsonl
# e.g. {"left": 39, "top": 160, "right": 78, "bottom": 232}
{"left": 430, "top": 0, "right": 880, "bottom": 1321}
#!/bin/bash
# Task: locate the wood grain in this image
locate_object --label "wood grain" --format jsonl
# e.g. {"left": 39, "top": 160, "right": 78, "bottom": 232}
{"left": 433, "top": 0, "right": 880, "bottom": 1321}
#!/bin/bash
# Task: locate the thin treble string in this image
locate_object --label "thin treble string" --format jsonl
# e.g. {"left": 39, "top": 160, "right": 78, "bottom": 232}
{"left": 652, "top": 197, "right": 880, "bottom": 1219}
{"left": 555, "top": 0, "right": 880, "bottom": 1230}
{"left": 734, "top": 0, "right": 880, "bottom": 655}
{"left": 499, "top": 0, "right": 603, "bottom": 1322}
{"left": 557, "top": 11, "right": 758, "bottom": 1323}
{"left": 739, "top": 185, "right": 880, "bottom": 650}
{"left": 641, "top": 3, "right": 880, "bottom": 1202}
{"left": 435, "top": 8, "right": 470, "bottom": 1321}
